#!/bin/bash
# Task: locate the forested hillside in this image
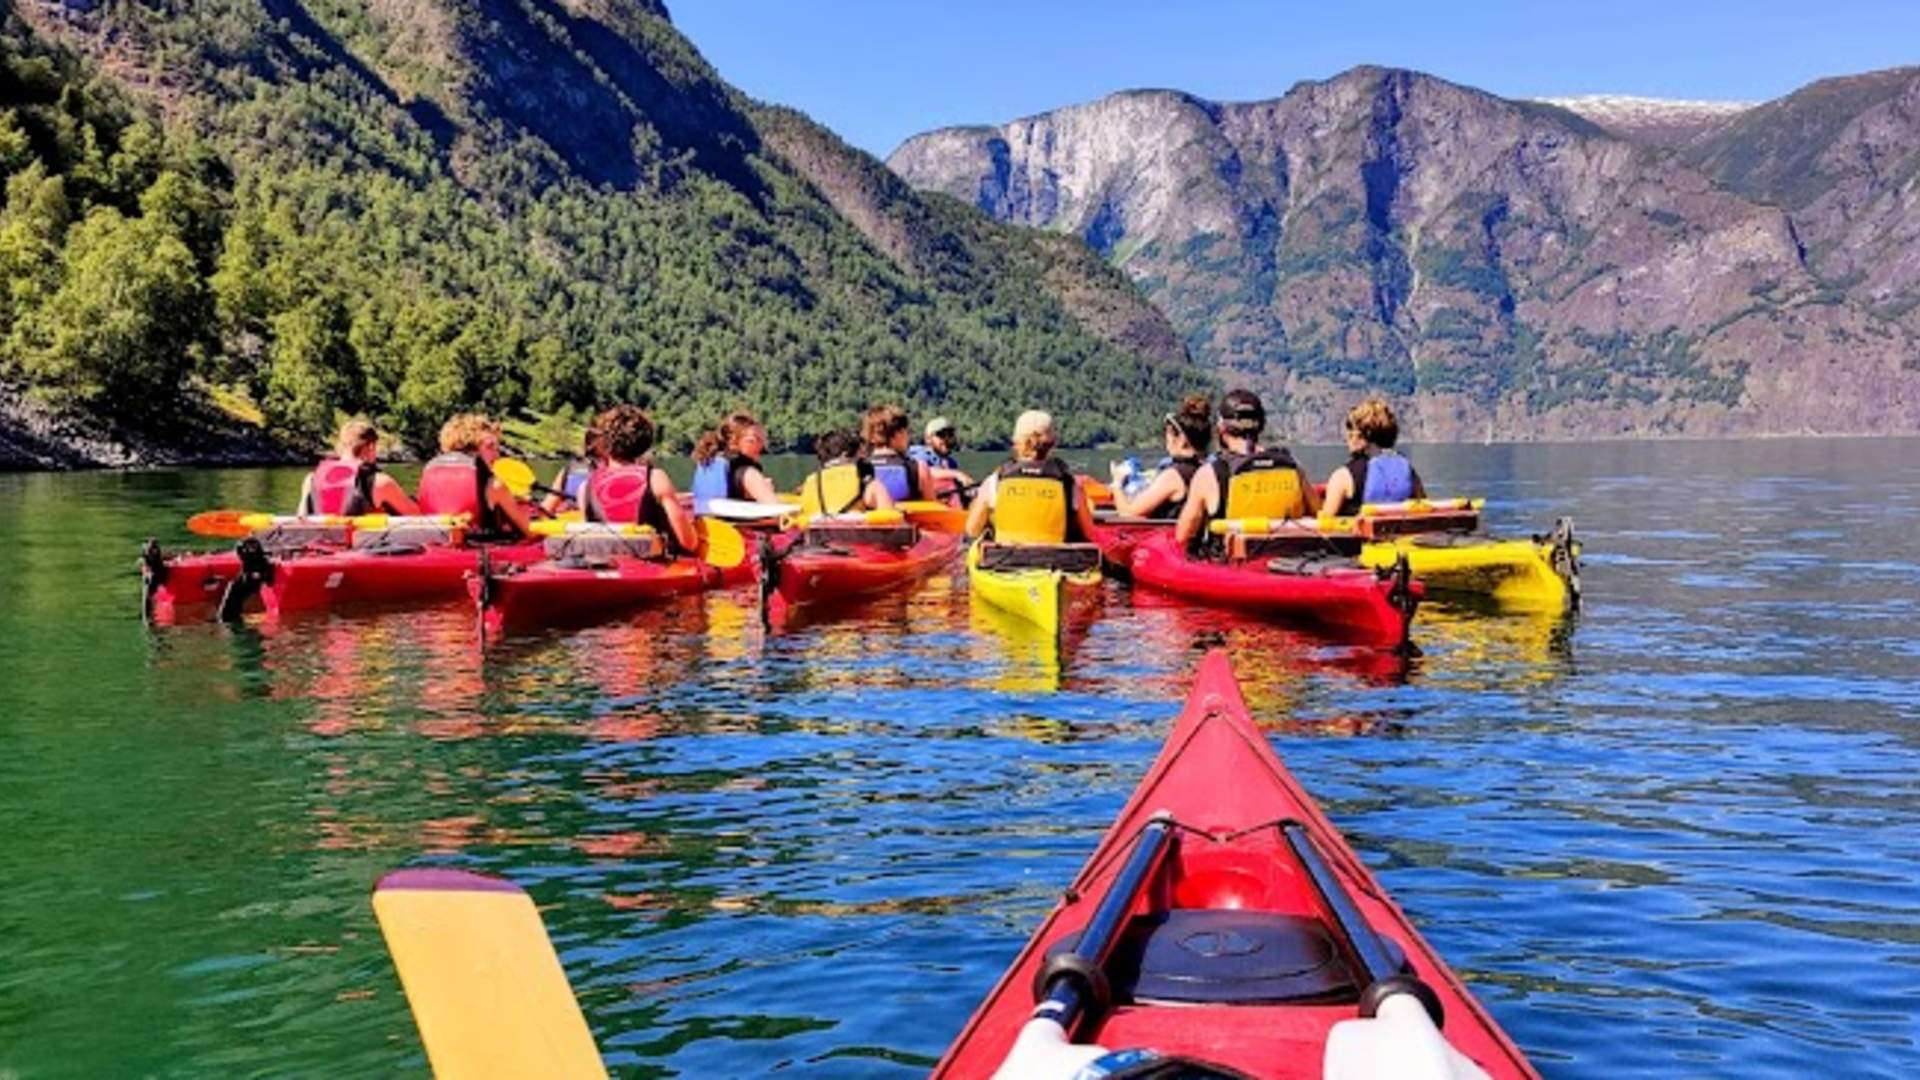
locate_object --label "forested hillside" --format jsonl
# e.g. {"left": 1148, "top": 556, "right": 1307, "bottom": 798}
{"left": 0, "top": 1, "right": 1198, "bottom": 466}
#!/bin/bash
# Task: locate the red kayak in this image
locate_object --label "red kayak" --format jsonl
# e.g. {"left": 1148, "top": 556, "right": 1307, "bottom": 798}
{"left": 1088, "top": 516, "right": 1170, "bottom": 579}
{"left": 1128, "top": 532, "right": 1419, "bottom": 649}
{"left": 473, "top": 552, "right": 755, "bottom": 638}
{"left": 936, "top": 651, "right": 1536, "bottom": 1079}
{"left": 763, "top": 527, "right": 961, "bottom": 616}
{"left": 141, "top": 541, "right": 241, "bottom": 624}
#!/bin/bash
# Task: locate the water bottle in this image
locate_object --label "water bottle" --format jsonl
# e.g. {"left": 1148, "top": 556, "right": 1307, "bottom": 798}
{"left": 1118, "top": 456, "right": 1149, "bottom": 498}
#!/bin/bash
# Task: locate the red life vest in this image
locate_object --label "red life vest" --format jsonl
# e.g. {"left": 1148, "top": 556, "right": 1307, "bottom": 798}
{"left": 306, "top": 458, "right": 371, "bottom": 515}
{"left": 416, "top": 453, "right": 488, "bottom": 519}
{"left": 584, "top": 463, "right": 656, "bottom": 526}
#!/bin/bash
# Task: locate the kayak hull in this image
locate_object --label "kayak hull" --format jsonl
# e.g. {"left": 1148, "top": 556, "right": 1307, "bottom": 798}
{"left": 1129, "top": 533, "right": 1418, "bottom": 648}
{"left": 1088, "top": 517, "right": 1169, "bottom": 579}
{"left": 261, "top": 542, "right": 548, "bottom": 617}
{"left": 476, "top": 555, "right": 753, "bottom": 636}
{"left": 966, "top": 542, "right": 1101, "bottom": 638}
{"left": 1361, "top": 535, "right": 1571, "bottom": 610}
{"left": 772, "top": 531, "right": 961, "bottom": 612}
{"left": 934, "top": 651, "right": 1537, "bottom": 1079}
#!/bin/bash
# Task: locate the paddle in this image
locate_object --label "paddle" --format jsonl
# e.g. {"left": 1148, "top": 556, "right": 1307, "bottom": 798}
{"left": 491, "top": 457, "right": 537, "bottom": 499}
{"left": 186, "top": 510, "right": 258, "bottom": 539}
{"left": 697, "top": 516, "right": 747, "bottom": 569}
{"left": 1079, "top": 475, "right": 1115, "bottom": 508}
{"left": 704, "top": 497, "right": 801, "bottom": 522}
{"left": 372, "top": 868, "right": 606, "bottom": 1079}
{"left": 895, "top": 499, "right": 967, "bottom": 534}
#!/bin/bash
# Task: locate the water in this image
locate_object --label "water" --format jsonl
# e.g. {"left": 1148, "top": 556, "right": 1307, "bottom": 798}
{"left": 1, "top": 438, "right": 1917, "bottom": 1077}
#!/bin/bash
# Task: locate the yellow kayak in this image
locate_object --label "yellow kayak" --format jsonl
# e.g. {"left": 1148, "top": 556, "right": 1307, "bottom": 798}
{"left": 1360, "top": 518, "right": 1580, "bottom": 611}
{"left": 966, "top": 541, "right": 1102, "bottom": 637}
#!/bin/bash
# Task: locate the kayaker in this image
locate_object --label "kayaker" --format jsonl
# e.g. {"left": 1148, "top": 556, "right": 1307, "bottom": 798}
{"left": 1107, "top": 393, "right": 1211, "bottom": 519}
{"left": 798, "top": 429, "right": 888, "bottom": 515}
{"left": 580, "top": 405, "right": 698, "bottom": 552}
{"left": 690, "top": 410, "right": 783, "bottom": 508}
{"left": 1322, "top": 397, "right": 1427, "bottom": 517}
{"left": 965, "top": 410, "right": 1098, "bottom": 543}
{"left": 909, "top": 416, "right": 974, "bottom": 495}
{"left": 1174, "top": 389, "right": 1319, "bottom": 552}
{"left": 541, "top": 423, "right": 604, "bottom": 517}
{"left": 863, "top": 404, "right": 937, "bottom": 505}
{"left": 297, "top": 418, "right": 420, "bottom": 517}
{"left": 416, "top": 413, "right": 533, "bottom": 538}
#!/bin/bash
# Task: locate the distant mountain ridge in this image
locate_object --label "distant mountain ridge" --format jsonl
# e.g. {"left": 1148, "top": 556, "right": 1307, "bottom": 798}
{"left": 890, "top": 65, "right": 1920, "bottom": 441}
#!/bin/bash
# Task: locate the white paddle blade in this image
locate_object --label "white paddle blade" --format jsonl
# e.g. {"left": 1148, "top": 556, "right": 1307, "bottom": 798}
{"left": 704, "top": 498, "right": 801, "bottom": 521}
{"left": 1324, "top": 993, "right": 1491, "bottom": 1080}
{"left": 990, "top": 1017, "right": 1108, "bottom": 1080}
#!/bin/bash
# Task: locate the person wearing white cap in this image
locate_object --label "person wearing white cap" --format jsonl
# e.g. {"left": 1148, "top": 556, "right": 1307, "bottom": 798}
{"left": 964, "top": 410, "right": 1098, "bottom": 544}
{"left": 909, "top": 416, "right": 974, "bottom": 495}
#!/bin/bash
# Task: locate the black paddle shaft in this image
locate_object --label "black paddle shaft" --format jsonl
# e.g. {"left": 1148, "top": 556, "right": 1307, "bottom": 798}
{"left": 1032, "top": 815, "right": 1174, "bottom": 1036}
{"left": 1282, "top": 821, "right": 1446, "bottom": 1025}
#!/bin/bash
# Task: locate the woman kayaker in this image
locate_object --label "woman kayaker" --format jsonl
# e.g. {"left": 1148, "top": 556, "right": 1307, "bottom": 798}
{"left": 581, "top": 404, "right": 699, "bottom": 552}
{"left": 863, "top": 404, "right": 937, "bottom": 505}
{"left": 690, "top": 410, "right": 782, "bottom": 509}
{"left": 909, "top": 417, "right": 974, "bottom": 495}
{"left": 965, "top": 410, "right": 1098, "bottom": 543}
{"left": 416, "top": 413, "right": 533, "bottom": 538}
{"left": 298, "top": 418, "right": 420, "bottom": 517}
{"left": 798, "top": 429, "right": 888, "bottom": 515}
{"left": 1174, "top": 389, "right": 1319, "bottom": 552}
{"left": 1322, "top": 397, "right": 1426, "bottom": 517}
{"left": 1107, "top": 393, "right": 1211, "bottom": 519}
{"left": 541, "top": 423, "right": 604, "bottom": 517}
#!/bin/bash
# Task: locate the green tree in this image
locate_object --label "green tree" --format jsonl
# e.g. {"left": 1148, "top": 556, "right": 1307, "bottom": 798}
{"left": 263, "top": 292, "right": 359, "bottom": 441}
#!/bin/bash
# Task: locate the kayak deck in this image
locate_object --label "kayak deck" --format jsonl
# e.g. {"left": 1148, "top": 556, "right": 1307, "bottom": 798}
{"left": 935, "top": 651, "right": 1535, "bottom": 1079}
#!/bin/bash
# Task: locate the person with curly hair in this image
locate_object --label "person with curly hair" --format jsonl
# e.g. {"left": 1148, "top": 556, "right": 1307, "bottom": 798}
{"left": 415, "top": 413, "right": 532, "bottom": 538}
{"left": 1322, "top": 397, "right": 1426, "bottom": 517}
{"left": 581, "top": 404, "right": 698, "bottom": 552}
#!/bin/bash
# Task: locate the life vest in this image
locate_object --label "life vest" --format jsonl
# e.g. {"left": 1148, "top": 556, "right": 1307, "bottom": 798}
{"left": 990, "top": 457, "right": 1077, "bottom": 544}
{"left": 690, "top": 458, "right": 730, "bottom": 514}
{"left": 799, "top": 458, "right": 872, "bottom": 516}
{"left": 909, "top": 444, "right": 956, "bottom": 471}
{"left": 417, "top": 452, "right": 490, "bottom": 518}
{"left": 869, "top": 449, "right": 920, "bottom": 503}
{"left": 1359, "top": 450, "right": 1417, "bottom": 505}
{"left": 305, "top": 458, "right": 374, "bottom": 516}
{"left": 1147, "top": 454, "right": 1203, "bottom": 520}
{"left": 1211, "top": 447, "right": 1306, "bottom": 521}
{"left": 584, "top": 463, "right": 660, "bottom": 527}
{"left": 559, "top": 458, "right": 594, "bottom": 502}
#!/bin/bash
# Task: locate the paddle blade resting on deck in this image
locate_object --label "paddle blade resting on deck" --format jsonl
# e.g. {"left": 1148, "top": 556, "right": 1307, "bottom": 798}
{"left": 372, "top": 869, "right": 606, "bottom": 1080}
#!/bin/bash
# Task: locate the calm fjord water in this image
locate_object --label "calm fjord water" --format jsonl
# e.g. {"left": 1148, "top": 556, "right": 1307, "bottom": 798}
{"left": 1, "top": 438, "right": 1917, "bottom": 1077}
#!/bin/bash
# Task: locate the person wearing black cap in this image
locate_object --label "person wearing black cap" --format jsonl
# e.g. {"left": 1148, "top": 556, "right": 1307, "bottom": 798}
{"left": 1174, "top": 388, "right": 1320, "bottom": 553}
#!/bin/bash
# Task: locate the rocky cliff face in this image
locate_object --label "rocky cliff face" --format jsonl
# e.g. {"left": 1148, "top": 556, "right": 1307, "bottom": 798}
{"left": 891, "top": 67, "right": 1920, "bottom": 440}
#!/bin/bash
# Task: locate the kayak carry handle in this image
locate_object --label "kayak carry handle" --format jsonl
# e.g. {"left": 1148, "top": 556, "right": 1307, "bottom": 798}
{"left": 1280, "top": 821, "right": 1444, "bottom": 1028}
{"left": 1030, "top": 814, "right": 1175, "bottom": 1037}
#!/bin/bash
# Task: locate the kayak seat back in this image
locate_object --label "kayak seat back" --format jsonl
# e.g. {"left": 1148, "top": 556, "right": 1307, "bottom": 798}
{"left": 353, "top": 522, "right": 466, "bottom": 553}
{"left": 976, "top": 542, "right": 1100, "bottom": 574}
{"left": 1046, "top": 909, "right": 1409, "bottom": 1007}
{"left": 1360, "top": 507, "right": 1480, "bottom": 541}
{"left": 803, "top": 523, "right": 919, "bottom": 550}
{"left": 542, "top": 530, "right": 664, "bottom": 564}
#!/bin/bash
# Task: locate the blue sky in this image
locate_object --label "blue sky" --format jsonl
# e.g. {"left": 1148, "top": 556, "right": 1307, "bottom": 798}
{"left": 672, "top": 1, "right": 1920, "bottom": 157}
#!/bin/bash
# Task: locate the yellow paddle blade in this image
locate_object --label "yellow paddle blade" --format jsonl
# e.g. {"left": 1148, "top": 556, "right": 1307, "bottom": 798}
{"left": 493, "top": 458, "right": 537, "bottom": 499}
{"left": 1080, "top": 476, "right": 1115, "bottom": 507}
{"left": 373, "top": 869, "right": 606, "bottom": 1080}
{"left": 185, "top": 509, "right": 258, "bottom": 539}
{"left": 698, "top": 517, "right": 746, "bottom": 569}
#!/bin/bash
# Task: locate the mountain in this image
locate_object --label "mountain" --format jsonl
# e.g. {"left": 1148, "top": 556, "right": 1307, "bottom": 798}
{"left": 890, "top": 66, "right": 1920, "bottom": 441}
{"left": 0, "top": 1, "right": 1197, "bottom": 467}
{"left": 1536, "top": 95, "right": 1751, "bottom": 149}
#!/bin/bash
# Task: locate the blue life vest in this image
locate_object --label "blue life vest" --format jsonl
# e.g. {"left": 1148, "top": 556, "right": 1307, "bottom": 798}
{"left": 691, "top": 458, "right": 730, "bottom": 514}
{"left": 1360, "top": 450, "right": 1416, "bottom": 504}
{"left": 870, "top": 450, "right": 918, "bottom": 502}
{"left": 560, "top": 459, "right": 593, "bottom": 501}
{"left": 908, "top": 444, "right": 956, "bottom": 471}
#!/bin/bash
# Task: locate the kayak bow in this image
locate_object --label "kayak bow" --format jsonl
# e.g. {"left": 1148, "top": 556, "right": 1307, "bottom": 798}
{"left": 936, "top": 650, "right": 1536, "bottom": 1080}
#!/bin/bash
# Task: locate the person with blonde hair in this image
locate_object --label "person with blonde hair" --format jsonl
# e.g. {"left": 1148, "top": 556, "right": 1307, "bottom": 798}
{"left": 297, "top": 418, "right": 420, "bottom": 517}
{"left": 965, "top": 410, "right": 1097, "bottom": 543}
{"left": 1322, "top": 397, "right": 1425, "bottom": 517}
{"left": 415, "top": 412, "right": 532, "bottom": 537}
{"left": 689, "top": 410, "right": 781, "bottom": 512}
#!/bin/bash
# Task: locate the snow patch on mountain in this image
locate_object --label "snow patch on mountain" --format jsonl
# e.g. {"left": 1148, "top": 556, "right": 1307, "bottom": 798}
{"left": 1539, "top": 95, "right": 1754, "bottom": 146}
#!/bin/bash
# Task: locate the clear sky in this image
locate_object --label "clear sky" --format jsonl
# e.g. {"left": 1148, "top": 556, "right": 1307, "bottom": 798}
{"left": 671, "top": 0, "right": 1920, "bottom": 157}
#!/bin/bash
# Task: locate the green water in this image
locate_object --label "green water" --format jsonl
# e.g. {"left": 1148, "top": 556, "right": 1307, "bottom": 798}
{"left": 2, "top": 440, "right": 1918, "bottom": 1077}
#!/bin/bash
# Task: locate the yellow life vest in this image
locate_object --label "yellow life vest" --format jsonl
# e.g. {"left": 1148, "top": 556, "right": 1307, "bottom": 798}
{"left": 1217, "top": 450, "right": 1306, "bottom": 520}
{"left": 799, "top": 461, "right": 868, "bottom": 517}
{"left": 990, "top": 459, "right": 1073, "bottom": 544}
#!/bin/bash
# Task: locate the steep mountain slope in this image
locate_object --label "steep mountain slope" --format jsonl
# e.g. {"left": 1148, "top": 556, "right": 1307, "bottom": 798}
{"left": 892, "top": 67, "right": 1920, "bottom": 440}
{"left": 2, "top": 0, "right": 1197, "bottom": 464}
